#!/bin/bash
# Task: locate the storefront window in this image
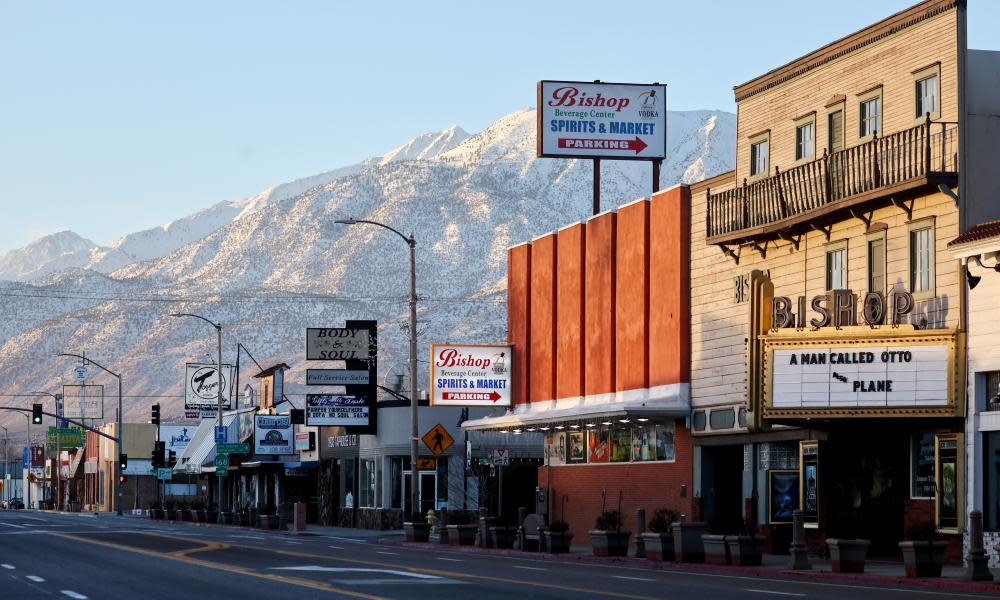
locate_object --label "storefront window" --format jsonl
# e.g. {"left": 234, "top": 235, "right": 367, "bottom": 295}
{"left": 631, "top": 424, "right": 656, "bottom": 461}
{"left": 800, "top": 441, "right": 819, "bottom": 527}
{"left": 359, "top": 458, "right": 380, "bottom": 508}
{"left": 935, "top": 434, "right": 960, "bottom": 531}
{"left": 588, "top": 430, "right": 610, "bottom": 463}
{"left": 911, "top": 432, "right": 935, "bottom": 498}
{"left": 611, "top": 429, "right": 630, "bottom": 462}
{"left": 547, "top": 422, "right": 675, "bottom": 465}
{"left": 655, "top": 423, "right": 676, "bottom": 461}
{"left": 390, "top": 457, "right": 402, "bottom": 509}
{"left": 984, "top": 432, "right": 1000, "bottom": 531}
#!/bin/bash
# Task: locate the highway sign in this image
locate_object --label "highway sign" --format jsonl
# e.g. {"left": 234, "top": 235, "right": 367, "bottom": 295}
{"left": 214, "top": 426, "right": 227, "bottom": 444}
{"left": 217, "top": 442, "right": 249, "bottom": 455}
{"left": 214, "top": 454, "right": 229, "bottom": 476}
{"left": 74, "top": 366, "right": 88, "bottom": 381}
{"left": 421, "top": 423, "right": 454, "bottom": 457}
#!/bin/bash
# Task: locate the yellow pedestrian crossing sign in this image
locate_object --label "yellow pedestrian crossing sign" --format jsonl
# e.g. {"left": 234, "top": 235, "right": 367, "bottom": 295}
{"left": 421, "top": 423, "right": 453, "bottom": 457}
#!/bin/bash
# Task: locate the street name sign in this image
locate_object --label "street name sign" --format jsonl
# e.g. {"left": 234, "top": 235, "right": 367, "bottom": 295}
{"left": 217, "top": 442, "right": 249, "bottom": 455}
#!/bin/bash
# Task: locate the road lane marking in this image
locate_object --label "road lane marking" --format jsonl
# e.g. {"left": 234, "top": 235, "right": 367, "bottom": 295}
{"left": 61, "top": 592, "right": 88, "bottom": 599}
{"left": 612, "top": 576, "right": 655, "bottom": 582}
{"left": 326, "top": 536, "right": 368, "bottom": 543}
{"left": 513, "top": 565, "right": 546, "bottom": 571}
{"left": 329, "top": 545, "right": 345, "bottom": 550}
{"left": 26, "top": 575, "right": 45, "bottom": 582}
{"left": 746, "top": 590, "right": 806, "bottom": 597}
{"left": 272, "top": 566, "right": 441, "bottom": 579}
{"left": 1, "top": 564, "right": 14, "bottom": 569}
{"left": 54, "top": 533, "right": 388, "bottom": 600}
{"left": 0, "top": 523, "right": 26, "bottom": 528}
{"left": 436, "top": 557, "right": 463, "bottom": 562}
{"left": 375, "top": 551, "right": 398, "bottom": 556}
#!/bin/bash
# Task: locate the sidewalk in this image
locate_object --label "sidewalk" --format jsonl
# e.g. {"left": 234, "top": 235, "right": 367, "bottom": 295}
{"left": 387, "top": 538, "right": 1000, "bottom": 595}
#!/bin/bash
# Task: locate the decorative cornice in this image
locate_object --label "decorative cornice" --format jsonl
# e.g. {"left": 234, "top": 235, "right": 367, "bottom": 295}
{"left": 733, "top": 0, "right": 959, "bottom": 102}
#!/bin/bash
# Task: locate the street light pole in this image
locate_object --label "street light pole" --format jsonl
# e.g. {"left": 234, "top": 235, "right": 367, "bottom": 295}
{"left": 1, "top": 425, "right": 8, "bottom": 507}
{"left": 57, "top": 353, "right": 122, "bottom": 516}
{"left": 31, "top": 392, "right": 59, "bottom": 511}
{"left": 335, "top": 218, "right": 420, "bottom": 520}
{"left": 170, "top": 312, "right": 225, "bottom": 521}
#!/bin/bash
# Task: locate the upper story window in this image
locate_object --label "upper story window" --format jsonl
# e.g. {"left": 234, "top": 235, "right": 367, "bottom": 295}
{"left": 913, "top": 64, "right": 942, "bottom": 120}
{"left": 828, "top": 108, "right": 845, "bottom": 153}
{"left": 825, "top": 241, "right": 848, "bottom": 291}
{"left": 867, "top": 229, "right": 886, "bottom": 293}
{"left": 860, "top": 95, "right": 881, "bottom": 138}
{"left": 795, "top": 116, "right": 815, "bottom": 161}
{"left": 908, "top": 218, "right": 935, "bottom": 298}
{"left": 750, "top": 133, "right": 770, "bottom": 177}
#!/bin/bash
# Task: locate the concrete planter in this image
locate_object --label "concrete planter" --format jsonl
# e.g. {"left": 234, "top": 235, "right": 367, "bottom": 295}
{"left": 672, "top": 522, "right": 708, "bottom": 563}
{"left": 827, "top": 538, "right": 870, "bottom": 573}
{"left": 151, "top": 508, "right": 165, "bottom": 520}
{"left": 641, "top": 532, "right": 675, "bottom": 561}
{"left": 436, "top": 526, "right": 450, "bottom": 545}
{"left": 726, "top": 535, "right": 765, "bottom": 566}
{"left": 404, "top": 522, "right": 431, "bottom": 543}
{"left": 590, "top": 530, "right": 631, "bottom": 557}
{"left": 702, "top": 534, "right": 731, "bottom": 565}
{"left": 542, "top": 530, "right": 574, "bottom": 554}
{"left": 489, "top": 526, "right": 517, "bottom": 549}
{"left": 447, "top": 524, "right": 477, "bottom": 546}
{"left": 899, "top": 541, "right": 946, "bottom": 577}
{"left": 257, "top": 514, "right": 279, "bottom": 530}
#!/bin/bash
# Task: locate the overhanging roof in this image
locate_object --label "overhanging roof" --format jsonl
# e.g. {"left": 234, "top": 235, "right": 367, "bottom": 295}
{"left": 462, "top": 383, "right": 690, "bottom": 431}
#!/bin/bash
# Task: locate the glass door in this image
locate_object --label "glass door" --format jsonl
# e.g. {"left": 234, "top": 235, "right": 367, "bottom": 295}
{"left": 402, "top": 470, "right": 438, "bottom": 517}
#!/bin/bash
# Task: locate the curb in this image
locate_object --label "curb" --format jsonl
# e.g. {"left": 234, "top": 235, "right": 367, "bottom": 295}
{"left": 386, "top": 540, "right": 1000, "bottom": 594}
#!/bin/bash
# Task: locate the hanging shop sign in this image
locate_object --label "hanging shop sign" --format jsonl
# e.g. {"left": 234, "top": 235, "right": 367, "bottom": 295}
{"left": 306, "top": 395, "right": 369, "bottom": 426}
{"left": 537, "top": 80, "right": 667, "bottom": 160}
{"left": 305, "top": 328, "right": 371, "bottom": 360}
{"left": 161, "top": 425, "right": 193, "bottom": 456}
{"left": 253, "top": 415, "right": 294, "bottom": 455}
{"left": 761, "top": 328, "right": 962, "bottom": 419}
{"left": 306, "top": 369, "right": 370, "bottom": 386}
{"left": 184, "top": 363, "right": 236, "bottom": 410}
{"left": 430, "top": 344, "right": 512, "bottom": 406}
{"left": 61, "top": 384, "right": 104, "bottom": 419}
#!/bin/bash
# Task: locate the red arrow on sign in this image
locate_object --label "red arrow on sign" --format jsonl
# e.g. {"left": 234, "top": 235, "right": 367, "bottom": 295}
{"left": 557, "top": 136, "right": 648, "bottom": 155}
{"left": 442, "top": 391, "right": 501, "bottom": 402}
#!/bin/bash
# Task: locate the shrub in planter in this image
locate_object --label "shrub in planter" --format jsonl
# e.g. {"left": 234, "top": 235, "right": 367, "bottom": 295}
{"left": 827, "top": 538, "right": 870, "bottom": 573}
{"left": 489, "top": 516, "right": 517, "bottom": 549}
{"left": 445, "top": 511, "right": 476, "bottom": 546}
{"left": 643, "top": 508, "right": 680, "bottom": 561}
{"left": 702, "top": 534, "right": 730, "bottom": 565}
{"left": 590, "top": 510, "right": 631, "bottom": 557}
{"left": 726, "top": 535, "right": 765, "bottom": 566}
{"left": 543, "top": 520, "right": 574, "bottom": 554}
{"left": 404, "top": 513, "right": 431, "bottom": 543}
{"left": 899, "top": 523, "right": 945, "bottom": 578}
{"left": 672, "top": 521, "right": 708, "bottom": 563}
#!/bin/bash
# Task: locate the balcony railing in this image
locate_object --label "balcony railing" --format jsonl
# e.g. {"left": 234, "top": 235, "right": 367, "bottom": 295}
{"left": 707, "top": 118, "right": 958, "bottom": 243}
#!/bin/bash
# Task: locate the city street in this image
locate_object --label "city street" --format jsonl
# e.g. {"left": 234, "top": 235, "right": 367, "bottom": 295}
{"left": 1, "top": 510, "right": 997, "bottom": 600}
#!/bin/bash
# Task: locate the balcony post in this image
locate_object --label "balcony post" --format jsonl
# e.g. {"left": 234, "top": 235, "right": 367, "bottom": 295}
{"left": 742, "top": 178, "right": 749, "bottom": 229}
{"left": 774, "top": 165, "right": 787, "bottom": 219}
{"left": 706, "top": 187, "right": 712, "bottom": 237}
{"left": 924, "top": 113, "right": 932, "bottom": 175}
{"left": 871, "top": 131, "right": 880, "bottom": 187}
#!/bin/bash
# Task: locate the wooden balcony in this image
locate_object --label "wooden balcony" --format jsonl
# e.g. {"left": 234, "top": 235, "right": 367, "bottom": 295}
{"left": 706, "top": 118, "right": 958, "bottom": 247}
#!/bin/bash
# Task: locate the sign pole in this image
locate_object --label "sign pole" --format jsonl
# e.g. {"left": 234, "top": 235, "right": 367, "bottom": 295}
{"left": 652, "top": 159, "right": 662, "bottom": 194}
{"left": 593, "top": 158, "right": 601, "bottom": 215}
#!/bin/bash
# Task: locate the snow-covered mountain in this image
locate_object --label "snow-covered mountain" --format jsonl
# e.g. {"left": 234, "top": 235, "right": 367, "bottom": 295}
{"left": 0, "top": 125, "right": 471, "bottom": 282}
{"left": 0, "top": 109, "right": 733, "bottom": 438}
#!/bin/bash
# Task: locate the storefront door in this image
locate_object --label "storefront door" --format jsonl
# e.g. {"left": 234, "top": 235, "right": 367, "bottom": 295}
{"left": 402, "top": 470, "right": 437, "bottom": 517}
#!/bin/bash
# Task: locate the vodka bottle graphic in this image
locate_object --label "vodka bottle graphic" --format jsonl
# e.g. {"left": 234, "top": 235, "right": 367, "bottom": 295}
{"left": 643, "top": 90, "right": 657, "bottom": 106}
{"left": 492, "top": 352, "right": 506, "bottom": 374}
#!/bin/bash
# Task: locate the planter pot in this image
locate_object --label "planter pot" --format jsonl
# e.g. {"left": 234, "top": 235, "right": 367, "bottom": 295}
{"left": 151, "top": 508, "right": 165, "bottom": 520}
{"left": 827, "top": 538, "right": 870, "bottom": 573}
{"left": 257, "top": 514, "right": 279, "bottom": 530}
{"left": 404, "top": 522, "right": 431, "bottom": 543}
{"left": 436, "top": 526, "right": 450, "bottom": 545}
{"left": 726, "top": 535, "right": 765, "bottom": 567}
{"left": 489, "top": 526, "right": 517, "bottom": 549}
{"left": 195, "top": 509, "right": 208, "bottom": 523}
{"left": 899, "top": 541, "right": 946, "bottom": 578}
{"left": 165, "top": 509, "right": 178, "bottom": 521}
{"left": 642, "top": 532, "right": 675, "bottom": 561}
{"left": 702, "top": 534, "right": 731, "bottom": 565}
{"left": 447, "top": 524, "right": 477, "bottom": 546}
{"left": 179, "top": 509, "right": 193, "bottom": 522}
{"left": 542, "top": 530, "right": 574, "bottom": 554}
{"left": 672, "top": 522, "right": 708, "bottom": 563}
{"left": 207, "top": 510, "right": 220, "bottom": 524}
{"left": 590, "top": 530, "right": 632, "bottom": 557}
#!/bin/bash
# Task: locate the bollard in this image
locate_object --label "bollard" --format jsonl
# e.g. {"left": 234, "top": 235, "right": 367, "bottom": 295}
{"left": 788, "top": 510, "right": 811, "bottom": 570}
{"left": 964, "top": 510, "right": 993, "bottom": 581}
{"left": 634, "top": 508, "right": 646, "bottom": 558}
{"left": 293, "top": 502, "right": 307, "bottom": 532}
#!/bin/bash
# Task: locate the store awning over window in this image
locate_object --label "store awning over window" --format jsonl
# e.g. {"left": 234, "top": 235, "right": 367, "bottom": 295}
{"left": 462, "top": 383, "right": 690, "bottom": 431}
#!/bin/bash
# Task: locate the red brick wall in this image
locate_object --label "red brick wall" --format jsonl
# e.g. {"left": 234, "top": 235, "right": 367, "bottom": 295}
{"left": 508, "top": 244, "right": 531, "bottom": 406}
{"left": 615, "top": 200, "right": 650, "bottom": 391}
{"left": 529, "top": 233, "right": 557, "bottom": 403}
{"left": 539, "top": 423, "right": 695, "bottom": 545}
{"left": 556, "top": 224, "right": 586, "bottom": 399}
{"left": 585, "top": 212, "right": 617, "bottom": 396}
{"left": 649, "top": 186, "right": 691, "bottom": 386}
{"left": 902, "top": 499, "right": 964, "bottom": 565}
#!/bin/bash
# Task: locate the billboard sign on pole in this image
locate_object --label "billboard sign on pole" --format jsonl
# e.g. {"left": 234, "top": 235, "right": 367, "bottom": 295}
{"left": 61, "top": 384, "right": 104, "bottom": 419}
{"left": 306, "top": 369, "right": 370, "bottom": 386}
{"left": 306, "top": 395, "right": 369, "bottom": 426}
{"left": 537, "top": 80, "right": 667, "bottom": 160}
{"left": 184, "top": 363, "right": 235, "bottom": 410}
{"left": 430, "top": 344, "right": 512, "bottom": 406}
{"left": 305, "top": 328, "right": 371, "bottom": 360}
{"left": 253, "top": 415, "right": 294, "bottom": 455}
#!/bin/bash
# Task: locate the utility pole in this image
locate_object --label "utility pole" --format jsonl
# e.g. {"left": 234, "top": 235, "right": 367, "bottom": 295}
{"left": 1, "top": 425, "right": 7, "bottom": 507}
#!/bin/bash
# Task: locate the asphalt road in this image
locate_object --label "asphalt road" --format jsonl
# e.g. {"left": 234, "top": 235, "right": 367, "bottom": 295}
{"left": 0, "top": 510, "right": 996, "bottom": 600}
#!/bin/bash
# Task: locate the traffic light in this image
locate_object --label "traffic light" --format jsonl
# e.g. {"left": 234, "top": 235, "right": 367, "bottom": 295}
{"left": 168, "top": 450, "right": 177, "bottom": 467}
{"left": 152, "top": 441, "right": 165, "bottom": 468}
{"left": 31, "top": 403, "right": 43, "bottom": 425}
{"left": 290, "top": 409, "right": 304, "bottom": 425}
{"left": 119, "top": 453, "right": 128, "bottom": 471}
{"left": 151, "top": 403, "right": 160, "bottom": 426}
{"left": 119, "top": 474, "right": 127, "bottom": 485}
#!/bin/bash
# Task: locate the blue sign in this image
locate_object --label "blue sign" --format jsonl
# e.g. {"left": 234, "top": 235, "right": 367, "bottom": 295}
{"left": 23, "top": 447, "right": 29, "bottom": 468}
{"left": 214, "top": 425, "right": 227, "bottom": 444}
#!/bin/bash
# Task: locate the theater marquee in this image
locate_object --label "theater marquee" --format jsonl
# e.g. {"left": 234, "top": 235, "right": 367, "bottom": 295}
{"left": 760, "top": 327, "right": 964, "bottom": 419}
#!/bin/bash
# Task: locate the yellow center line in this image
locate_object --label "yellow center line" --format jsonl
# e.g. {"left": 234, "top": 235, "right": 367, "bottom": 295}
{"left": 54, "top": 533, "right": 388, "bottom": 600}
{"left": 271, "top": 548, "right": 663, "bottom": 600}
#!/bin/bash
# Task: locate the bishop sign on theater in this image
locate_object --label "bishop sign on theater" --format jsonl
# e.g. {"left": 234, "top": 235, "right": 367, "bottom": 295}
{"left": 431, "top": 344, "right": 512, "bottom": 407}
{"left": 537, "top": 80, "right": 667, "bottom": 160}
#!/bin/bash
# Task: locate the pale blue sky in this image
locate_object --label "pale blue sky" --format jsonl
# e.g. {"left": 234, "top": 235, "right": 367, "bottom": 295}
{"left": 1, "top": 1, "right": 997, "bottom": 254}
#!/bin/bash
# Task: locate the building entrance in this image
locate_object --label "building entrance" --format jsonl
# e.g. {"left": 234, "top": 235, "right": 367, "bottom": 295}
{"left": 701, "top": 445, "right": 744, "bottom": 533}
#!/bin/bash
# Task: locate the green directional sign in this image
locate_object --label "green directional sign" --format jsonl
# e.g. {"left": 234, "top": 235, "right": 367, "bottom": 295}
{"left": 214, "top": 453, "right": 229, "bottom": 476}
{"left": 217, "top": 443, "right": 249, "bottom": 455}
{"left": 46, "top": 427, "right": 84, "bottom": 450}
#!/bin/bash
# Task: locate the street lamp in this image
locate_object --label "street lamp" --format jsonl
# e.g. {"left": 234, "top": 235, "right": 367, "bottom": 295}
{"left": 1, "top": 424, "right": 7, "bottom": 507}
{"left": 170, "top": 312, "right": 225, "bottom": 521}
{"left": 335, "top": 217, "right": 420, "bottom": 520}
{"left": 57, "top": 353, "right": 122, "bottom": 516}
{"left": 30, "top": 391, "right": 60, "bottom": 511}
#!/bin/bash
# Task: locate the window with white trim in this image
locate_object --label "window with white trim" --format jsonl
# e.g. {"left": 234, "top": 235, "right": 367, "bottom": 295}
{"left": 860, "top": 96, "right": 881, "bottom": 138}
{"left": 751, "top": 138, "right": 769, "bottom": 176}
{"left": 909, "top": 221, "right": 935, "bottom": 296}
{"left": 796, "top": 121, "right": 815, "bottom": 161}
{"left": 825, "top": 241, "right": 848, "bottom": 291}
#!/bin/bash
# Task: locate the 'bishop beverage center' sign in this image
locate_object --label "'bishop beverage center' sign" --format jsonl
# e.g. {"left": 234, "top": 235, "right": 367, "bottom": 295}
{"left": 537, "top": 80, "right": 667, "bottom": 160}
{"left": 431, "top": 344, "right": 512, "bottom": 407}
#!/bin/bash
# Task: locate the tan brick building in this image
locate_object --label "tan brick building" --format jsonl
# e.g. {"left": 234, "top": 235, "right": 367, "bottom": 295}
{"left": 690, "top": 0, "right": 1000, "bottom": 562}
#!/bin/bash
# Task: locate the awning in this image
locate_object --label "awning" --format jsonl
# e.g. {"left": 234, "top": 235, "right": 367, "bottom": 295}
{"left": 462, "top": 383, "right": 690, "bottom": 431}
{"left": 173, "top": 414, "right": 238, "bottom": 474}
{"left": 285, "top": 461, "right": 320, "bottom": 469}
{"left": 68, "top": 449, "right": 85, "bottom": 479}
